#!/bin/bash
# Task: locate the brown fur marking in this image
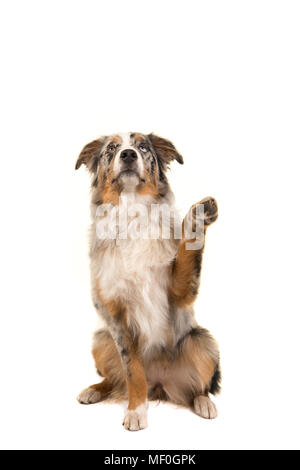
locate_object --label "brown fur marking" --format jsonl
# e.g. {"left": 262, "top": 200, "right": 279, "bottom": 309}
{"left": 137, "top": 179, "right": 159, "bottom": 197}
{"left": 111, "top": 135, "right": 122, "bottom": 144}
{"left": 87, "top": 378, "right": 114, "bottom": 397}
{"left": 126, "top": 354, "right": 148, "bottom": 410}
{"left": 92, "top": 331, "right": 124, "bottom": 385}
{"left": 131, "top": 133, "right": 145, "bottom": 144}
{"left": 170, "top": 240, "right": 203, "bottom": 308}
{"left": 97, "top": 293, "right": 126, "bottom": 319}
{"left": 100, "top": 179, "right": 120, "bottom": 205}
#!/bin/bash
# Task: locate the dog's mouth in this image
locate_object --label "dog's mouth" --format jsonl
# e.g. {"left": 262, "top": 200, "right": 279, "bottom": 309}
{"left": 112, "top": 168, "right": 145, "bottom": 184}
{"left": 120, "top": 168, "right": 139, "bottom": 176}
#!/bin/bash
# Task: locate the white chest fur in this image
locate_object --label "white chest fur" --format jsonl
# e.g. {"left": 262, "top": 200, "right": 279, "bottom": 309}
{"left": 92, "top": 191, "right": 180, "bottom": 352}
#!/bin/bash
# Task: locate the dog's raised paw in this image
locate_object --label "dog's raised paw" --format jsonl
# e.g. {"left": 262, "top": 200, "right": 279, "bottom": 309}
{"left": 123, "top": 403, "right": 148, "bottom": 431}
{"left": 77, "top": 387, "right": 102, "bottom": 404}
{"left": 198, "top": 197, "right": 218, "bottom": 225}
{"left": 193, "top": 395, "right": 218, "bottom": 419}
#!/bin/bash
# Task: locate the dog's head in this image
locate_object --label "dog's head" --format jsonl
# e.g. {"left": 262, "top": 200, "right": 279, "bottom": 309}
{"left": 75, "top": 132, "right": 183, "bottom": 203}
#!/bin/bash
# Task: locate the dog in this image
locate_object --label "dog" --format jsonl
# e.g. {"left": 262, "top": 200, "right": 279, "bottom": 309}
{"left": 75, "top": 132, "right": 221, "bottom": 431}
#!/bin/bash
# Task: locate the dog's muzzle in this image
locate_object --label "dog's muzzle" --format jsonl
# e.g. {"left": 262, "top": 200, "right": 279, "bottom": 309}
{"left": 119, "top": 148, "right": 139, "bottom": 173}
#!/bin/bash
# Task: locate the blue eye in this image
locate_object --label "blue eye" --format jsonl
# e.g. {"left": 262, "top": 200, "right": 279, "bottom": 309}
{"left": 139, "top": 144, "right": 148, "bottom": 153}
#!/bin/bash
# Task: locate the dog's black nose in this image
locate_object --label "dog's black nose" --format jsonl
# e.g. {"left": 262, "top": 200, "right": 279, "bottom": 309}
{"left": 120, "top": 149, "right": 137, "bottom": 162}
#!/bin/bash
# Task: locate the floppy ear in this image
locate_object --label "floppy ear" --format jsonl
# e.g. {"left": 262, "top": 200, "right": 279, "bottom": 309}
{"left": 148, "top": 133, "right": 184, "bottom": 169}
{"left": 75, "top": 137, "right": 106, "bottom": 172}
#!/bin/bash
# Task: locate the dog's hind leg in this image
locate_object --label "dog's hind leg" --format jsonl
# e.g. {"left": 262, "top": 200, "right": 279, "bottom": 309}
{"left": 77, "top": 329, "right": 126, "bottom": 404}
{"left": 162, "top": 327, "right": 221, "bottom": 419}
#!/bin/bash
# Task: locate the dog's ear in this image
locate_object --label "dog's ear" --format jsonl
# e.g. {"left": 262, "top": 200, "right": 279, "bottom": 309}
{"left": 148, "top": 133, "right": 184, "bottom": 169}
{"left": 75, "top": 137, "right": 106, "bottom": 172}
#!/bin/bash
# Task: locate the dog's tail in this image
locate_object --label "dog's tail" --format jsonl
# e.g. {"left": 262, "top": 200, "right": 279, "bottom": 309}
{"left": 209, "top": 361, "right": 222, "bottom": 395}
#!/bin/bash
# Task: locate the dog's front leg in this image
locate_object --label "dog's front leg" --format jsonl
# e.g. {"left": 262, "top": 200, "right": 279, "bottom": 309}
{"left": 170, "top": 197, "right": 218, "bottom": 309}
{"left": 104, "top": 300, "right": 148, "bottom": 431}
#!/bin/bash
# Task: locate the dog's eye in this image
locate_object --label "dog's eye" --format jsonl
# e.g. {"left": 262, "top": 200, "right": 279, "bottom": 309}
{"left": 139, "top": 144, "right": 148, "bottom": 153}
{"left": 107, "top": 143, "right": 116, "bottom": 152}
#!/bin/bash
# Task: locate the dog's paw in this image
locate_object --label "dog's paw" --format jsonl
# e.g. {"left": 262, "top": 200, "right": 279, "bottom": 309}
{"left": 77, "top": 387, "right": 102, "bottom": 405}
{"left": 198, "top": 197, "right": 218, "bottom": 226}
{"left": 193, "top": 395, "right": 218, "bottom": 419}
{"left": 123, "top": 403, "right": 148, "bottom": 431}
{"left": 186, "top": 197, "right": 218, "bottom": 237}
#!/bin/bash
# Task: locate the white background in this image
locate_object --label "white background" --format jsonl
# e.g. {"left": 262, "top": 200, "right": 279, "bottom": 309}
{"left": 0, "top": 0, "right": 299, "bottom": 450}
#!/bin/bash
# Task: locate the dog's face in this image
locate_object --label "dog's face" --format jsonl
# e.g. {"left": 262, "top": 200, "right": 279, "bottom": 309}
{"left": 76, "top": 132, "right": 183, "bottom": 203}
